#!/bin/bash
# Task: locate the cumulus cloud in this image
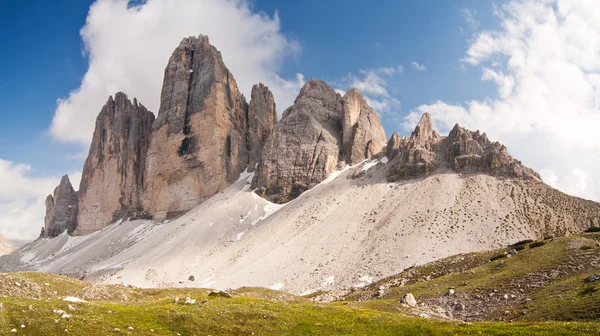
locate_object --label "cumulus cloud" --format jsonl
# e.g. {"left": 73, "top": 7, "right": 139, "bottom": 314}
{"left": 0, "top": 158, "right": 81, "bottom": 242}
{"left": 411, "top": 62, "right": 427, "bottom": 71}
{"left": 341, "top": 66, "right": 401, "bottom": 114}
{"left": 406, "top": 0, "right": 600, "bottom": 201}
{"left": 50, "top": 0, "right": 303, "bottom": 146}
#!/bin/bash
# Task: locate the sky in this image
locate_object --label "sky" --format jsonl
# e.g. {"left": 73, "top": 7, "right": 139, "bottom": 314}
{"left": 1, "top": 0, "right": 599, "bottom": 242}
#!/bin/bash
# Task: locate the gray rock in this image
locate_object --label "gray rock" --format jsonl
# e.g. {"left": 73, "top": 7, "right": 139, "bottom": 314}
{"left": 44, "top": 175, "right": 78, "bottom": 237}
{"left": 247, "top": 83, "right": 278, "bottom": 172}
{"left": 254, "top": 79, "right": 344, "bottom": 203}
{"left": 75, "top": 93, "right": 155, "bottom": 235}
{"left": 584, "top": 274, "right": 599, "bottom": 283}
{"left": 143, "top": 35, "right": 249, "bottom": 220}
{"left": 388, "top": 113, "right": 540, "bottom": 182}
{"left": 341, "top": 88, "right": 387, "bottom": 165}
{"left": 254, "top": 81, "right": 387, "bottom": 202}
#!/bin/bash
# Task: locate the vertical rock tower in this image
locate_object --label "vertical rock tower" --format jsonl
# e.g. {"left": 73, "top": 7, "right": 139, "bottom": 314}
{"left": 142, "top": 35, "right": 250, "bottom": 219}
{"left": 75, "top": 93, "right": 155, "bottom": 235}
{"left": 254, "top": 79, "right": 388, "bottom": 203}
{"left": 44, "top": 175, "right": 78, "bottom": 237}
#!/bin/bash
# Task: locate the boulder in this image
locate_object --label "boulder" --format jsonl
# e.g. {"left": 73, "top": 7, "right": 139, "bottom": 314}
{"left": 44, "top": 175, "right": 78, "bottom": 237}
{"left": 75, "top": 93, "right": 154, "bottom": 235}
{"left": 401, "top": 293, "right": 417, "bottom": 307}
{"left": 142, "top": 35, "right": 249, "bottom": 219}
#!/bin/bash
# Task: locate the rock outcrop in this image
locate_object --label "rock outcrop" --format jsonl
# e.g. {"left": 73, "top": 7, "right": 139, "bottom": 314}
{"left": 75, "top": 93, "right": 154, "bottom": 235}
{"left": 142, "top": 35, "right": 250, "bottom": 219}
{"left": 254, "top": 80, "right": 387, "bottom": 202}
{"left": 247, "top": 83, "right": 277, "bottom": 171}
{"left": 44, "top": 175, "right": 78, "bottom": 237}
{"left": 254, "top": 79, "right": 343, "bottom": 202}
{"left": 388, "top": 113, "right": 540, "bottom": 181}
{"left": 341, "top": 88, "right": 387, "bottom": 165}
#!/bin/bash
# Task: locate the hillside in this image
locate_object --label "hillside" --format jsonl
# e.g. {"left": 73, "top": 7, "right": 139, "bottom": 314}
{"left": 1, "top": 234, "right": 599, "bottom": 335}
{"left": 3, "top": 153, "right": 599, "bottom": 295}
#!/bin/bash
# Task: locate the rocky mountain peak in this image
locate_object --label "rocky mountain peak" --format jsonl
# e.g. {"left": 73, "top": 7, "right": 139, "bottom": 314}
{"left": 254, "top": 83, "right": 387, "bottom": 202}
{"left": 294, "top": 78, "right": 343, "bottom": 113}
{"left": 341, "top": 88, "right": 387, "bottom": 165}
{"left": 75, "top": 93, "right": 155, "bottom": 235}
{"left": 44, "top": 174, "right": 78, "bottom": 238}
{"left": 142, "top": 34, "right": 251, "bottom": 220}
{"left": 388, "top": 112, "right": 540, "bottom": 181}
{"left": 247, "top": 83, "right": 278, "bottom": 171}
{"left": 410, "top": 112, "right": 440, "bottom": 150}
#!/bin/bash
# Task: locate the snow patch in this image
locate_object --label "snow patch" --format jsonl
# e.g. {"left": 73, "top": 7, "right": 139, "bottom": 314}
{"left": 251, "top": 201, "right": 286, "bottom": 226}
{"left": 362, "top": 159, "right": 379, "bottom": 172}
{"left": 236, "top": 231, "right": 246, "bottom": 240}
{"left": 380, "top": 156, "right": 389, "bottom": 164}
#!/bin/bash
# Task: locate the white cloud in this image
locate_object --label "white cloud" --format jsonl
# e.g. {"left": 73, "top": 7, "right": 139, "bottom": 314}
{"left": 50, "top": 0, "right": 302, "bottom": 146}
{"left": 461, "top": 8, "right": 480, "bottom": 29}
{"left": 341, "top": 67, "right": 401, "bottom": 113}
{"left": 0, "top": 158, "right": 81, "bottom": 242}
{"left": 411, "top": 62, "right": 427, "bottom": 71}
{"left": 406, "top": 0, "right": 600, "bottom": 201}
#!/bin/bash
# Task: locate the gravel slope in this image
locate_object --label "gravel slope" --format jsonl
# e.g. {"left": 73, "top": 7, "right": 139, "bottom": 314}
{"left": 2, "top": 158, "right": 598, "bottom": 295}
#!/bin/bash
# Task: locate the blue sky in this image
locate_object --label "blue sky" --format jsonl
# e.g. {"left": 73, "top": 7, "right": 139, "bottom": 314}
{"left": 2, "top": 0, "right": 600, "bottom": 242}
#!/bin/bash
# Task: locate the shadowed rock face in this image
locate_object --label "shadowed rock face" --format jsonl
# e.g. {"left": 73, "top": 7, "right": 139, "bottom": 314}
{"left": 247, "top": 83, "right": 277, "bottom": 172}
{"left": 142, "top": 35, "right": 250, "bottom": 220}
{"left": 254, "top": 80, "right": 388, "bottom": 203}
{"left": 387, "top": 113, "right": 540, "bottom": 181}
{"left": 75, "top": 93, "right": 155, "bottom": 235}
{"left": 44, "top": 175, "right": 78, "bottom": 238}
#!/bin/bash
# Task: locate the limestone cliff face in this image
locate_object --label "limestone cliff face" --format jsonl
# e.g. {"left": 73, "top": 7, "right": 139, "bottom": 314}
{"left": 387, "top": 113, "right": 540, "bottom": 181}
{"left": 253, "top": 79, "right": 343, "bottom": 203}
{"left": 341, "top": 88, "right": 387, "bottom": 165}
{"left": 247, "top": 83, "right": 277, "bottom": 172}
{"left": 254, "top": 81, "right": 388, "bottom": 202}
{"left": 75, "top": 93, "right": 154, "bottom": 235}
{"left": 142, "top": 35, "right": 250, "bottom": 219}
{"left": 44, "top": 175, "right": 78, "bottom": 238}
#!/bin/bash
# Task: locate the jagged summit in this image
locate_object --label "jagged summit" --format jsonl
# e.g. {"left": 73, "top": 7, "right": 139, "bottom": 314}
{"left": 387, "top": 112, "right": 540, "bottom": 181}
{"left": 44, "top": 174, "right": 77, "bottom": 238}
{"left": 253, "top": 79, "right": 387, "bottom": 202}
{"left": 142, "top": 34, "right": 253, "bottom": 220}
